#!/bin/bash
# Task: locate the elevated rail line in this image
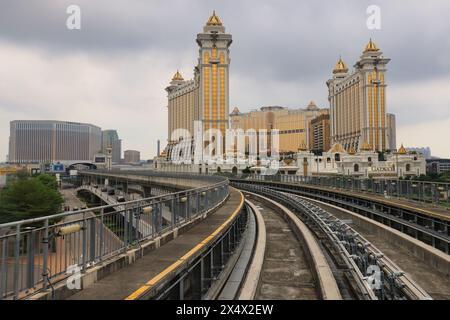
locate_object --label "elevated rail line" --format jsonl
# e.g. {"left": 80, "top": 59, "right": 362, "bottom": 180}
{"left": 249, "top": 174, "right": 450, "bottom": 207}
{"left": 232, "top": 182, "right": 432, "bottom": 300}
{"left": 298, "top": 196, "right": 450, "bottom": 299}
{"left": 239, "top": 193, "right": 342, "bottom": 300}
{"left": 231, "top": 178, "right": 450, "bottom": 254}
{"left": 0, "top": 173, "right": 229, "bottom": 300}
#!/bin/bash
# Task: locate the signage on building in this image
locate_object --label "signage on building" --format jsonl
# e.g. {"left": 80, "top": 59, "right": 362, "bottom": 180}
{"left": 370, "top": 167, "right": 395, "bottom": 172}
{"left": 94, "top": 156, "right": 106, "bottom": 163}
{"left": 51, "top": 163, "right": 65, "bottom": 173}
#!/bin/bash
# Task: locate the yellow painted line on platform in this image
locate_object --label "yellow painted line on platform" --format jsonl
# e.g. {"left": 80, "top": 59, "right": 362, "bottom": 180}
{"left": 145, "top": 260, "right": 184, "bottom": 286}
{"left": 125, "top": 285, "right": 151, "bottom": 300}
{"left": 179, "top": 243, "right": 206, "bottom": 261}
{"left": 200, "top": 235, "right": 215, "bottom": 245}
{"left": 124, "top": 189, "right": 244, "bottom": 300}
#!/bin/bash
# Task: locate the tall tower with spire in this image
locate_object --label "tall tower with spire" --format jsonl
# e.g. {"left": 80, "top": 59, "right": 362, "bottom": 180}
{"left": 327, "top": 39, "right": 391, "bottom": 152}
{"left": 163, "top": 11, "right": 232, "bottom": 159}
{"left": 197, "top": 11, "right": 232, "bottom": 136}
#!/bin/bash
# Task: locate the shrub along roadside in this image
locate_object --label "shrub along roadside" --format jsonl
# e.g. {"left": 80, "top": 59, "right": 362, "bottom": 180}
{"left": 0, "top": 174, "right": 63, "bottom": 224}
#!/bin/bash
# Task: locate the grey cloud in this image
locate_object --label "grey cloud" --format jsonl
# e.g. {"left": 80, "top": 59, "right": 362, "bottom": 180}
{"left": 0, "top": 0, "right": 450, "bottom": 159}
{"left": 1, "top": 0, "right": 449, "bottom": 82}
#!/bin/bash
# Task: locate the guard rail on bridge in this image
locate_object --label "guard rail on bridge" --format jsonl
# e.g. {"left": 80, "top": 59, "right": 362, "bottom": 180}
{"left": 79, "top": 170, "right": 227, "bottom": 190}
{"left": 0, "top": 174, "right": 229, "bottom": 300}
{"left": 249, "top": 175, "right": 450, "bottom": 208}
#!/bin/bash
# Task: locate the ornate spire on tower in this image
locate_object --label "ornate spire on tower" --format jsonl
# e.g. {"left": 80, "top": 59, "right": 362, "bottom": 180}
{"left": 397, "top": 144, "right": 407, "bottom": 154}
{"left": 172, "top": 70, "right": 184, "bottom": 81}
{"left": 206, "top": 10, "right": 222, "bottom": 26}
{"left": 298, "top": 141, "right": 308, "bottom": 152}
{"left": 333, "top": 57, "right": 349, "bottom": 74}
{"left": 361, "top": 141, "right": 372, "bottom": 151}
{"left": 364, "top": 38, "right": 380, "bottom": 53}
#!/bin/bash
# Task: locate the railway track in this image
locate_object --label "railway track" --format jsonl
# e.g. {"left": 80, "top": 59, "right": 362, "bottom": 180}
{"left": 232, "top": 182, "right": 432, "bottom": 300}
{"left": 243, "top": 194, "right": 327, "bottom": 300}
{"left": 303, "top": 196, "right": 450, "bottom": 299}
{"left": 230, "top": 179, "right": 450, "bottom": 255}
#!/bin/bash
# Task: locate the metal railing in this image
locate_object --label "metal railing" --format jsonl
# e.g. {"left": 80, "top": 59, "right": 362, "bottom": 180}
{"left": 140, "top": 206, "right": 248, "bottom": 300}
{"left": 81, "top": 170, "right": 228, "bottom": 184}
{"left": 0, "top": 177, "right": 229, "bottom": 300}
{"left": 250, "top": 175, "right": 450, "bottom": 208}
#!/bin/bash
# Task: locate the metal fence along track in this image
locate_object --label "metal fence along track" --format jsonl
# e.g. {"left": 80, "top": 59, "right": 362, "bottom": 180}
{"left": 0, "top": 175, "right": 229, "bottom": 300}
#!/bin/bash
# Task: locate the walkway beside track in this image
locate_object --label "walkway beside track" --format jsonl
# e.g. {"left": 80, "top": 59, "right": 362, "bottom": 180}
{"left": 66, "top": 188, "right": 244, "bottom": 300}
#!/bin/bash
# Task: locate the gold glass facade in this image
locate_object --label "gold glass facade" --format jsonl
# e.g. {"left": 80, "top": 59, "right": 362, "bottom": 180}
{"left": 230, "top": 104, "right": 327, "bottom": 154}
{"left": 220, "top": 52, "right": 226, "bottom": 134}
{"left": 196, "top": 12, "right": 232, "bottom": 156}
{"left": 165, "top": 11, "right": 232, "bottom": 155}
{"left": 203, "top": 51, "right": 210, "bottom": 132}
{"left": 328, "top": 40, "right": 390, "bottom": 152}
{"left": 167, "top": 83, "right": 198, "bottom": 140}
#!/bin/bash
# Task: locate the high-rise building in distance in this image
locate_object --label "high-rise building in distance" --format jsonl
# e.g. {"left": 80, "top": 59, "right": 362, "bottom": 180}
{"left": 309, "top": 113, "right": 331, "bottom": 153}
{"left": 102, "top": 130, "right": 122, "bottom": 164}
{"left": 327, "top": 39, "right": 391, "bottom": 152}
{"left": 386, "top": 113, "right": 396, "bottom": 151}
{"left": 407, "top": 147, "right": 432, "bottom": 159}
{"left": 165, "top": 11, "right": 232, "bottom": 153}
{"left": 229, "top": 102, "right": 328, "bottom": 154}
{"left": 8, "top": 120, "right": 101, "bottom": 163}
{"left": 124, "top": 150, "right": 141, "bottom": 164}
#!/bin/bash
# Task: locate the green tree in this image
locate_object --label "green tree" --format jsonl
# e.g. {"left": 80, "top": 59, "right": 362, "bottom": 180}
{"left": 36, "top": 174, "right": 58, "bottom": 190}
{"left": 15, "top": 169, "right": 30, "bottom": 180}
{"left": 242, "top": 167, "right": 252, "bottom": 174}
{"left": 0, "top": 178, "right": 63, "bottom": 223}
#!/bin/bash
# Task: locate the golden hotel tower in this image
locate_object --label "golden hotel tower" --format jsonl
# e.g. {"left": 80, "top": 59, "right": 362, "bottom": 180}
{"left": 165, "top": 11, "right": 232, "bottom": 150}
{"left": 327, "top": 39, "right": 390, "bottom": 152}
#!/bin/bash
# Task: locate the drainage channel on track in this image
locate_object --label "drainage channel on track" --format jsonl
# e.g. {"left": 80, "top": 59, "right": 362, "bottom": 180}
{"left": 245, "top": 194, "right": 320, "bottom": 300}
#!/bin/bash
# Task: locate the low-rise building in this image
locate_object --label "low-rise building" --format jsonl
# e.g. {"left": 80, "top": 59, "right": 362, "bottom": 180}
{"left": 124, "top": 150, "right": 141, "bottom": 164}
{"left": 268, "top": 142, "right": 426, "bottom": 179}
{"left": 309, "top": 113, "right": 331, "bottom": 153}
{"left": 293, "top": 142, "right": 425, "bottom": 178}
{"left": 427, "top": 159, "right": 450, "bottom": 174}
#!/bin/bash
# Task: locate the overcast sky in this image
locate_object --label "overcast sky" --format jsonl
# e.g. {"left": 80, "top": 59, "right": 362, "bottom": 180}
{"left": 1, "top": 0, "right": 449, "bottom": 160}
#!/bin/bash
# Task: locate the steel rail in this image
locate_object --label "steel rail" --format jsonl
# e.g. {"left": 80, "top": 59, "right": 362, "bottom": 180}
{"left": 231, "top": 179, "right": 449, "bottom": 254}
{"left": 233, "top": 182, "right": 432, "bottom": 300}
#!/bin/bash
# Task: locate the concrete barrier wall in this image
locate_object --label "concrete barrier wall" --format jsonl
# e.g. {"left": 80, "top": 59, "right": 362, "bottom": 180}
{"left": 244, "top": 192, "right": 342, "bottom": 300}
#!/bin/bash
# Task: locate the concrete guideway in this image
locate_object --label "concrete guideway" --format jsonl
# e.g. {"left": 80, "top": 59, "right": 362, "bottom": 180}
{"left": 306, "top": 197, "right": 450, "bottom": 299}
{"left": 237, "top": 200, "right": 266, "bottom": 300}
{"left": 242, "top": 179, "right": 450, "bottom": 221}
{"left": 240, "top": 193, "right": 342, "bottom": 300}
{"left": 66, "top": 188, "right": 244, "bottom": 300}
{"left": 233, "top": 182, "right": 433, "bottom": 300}
{"left": 233, "top": 179, "right": 450, "bottom": 255}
